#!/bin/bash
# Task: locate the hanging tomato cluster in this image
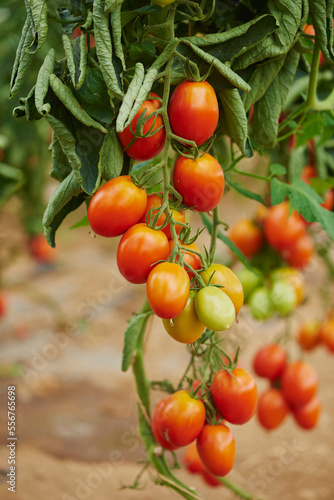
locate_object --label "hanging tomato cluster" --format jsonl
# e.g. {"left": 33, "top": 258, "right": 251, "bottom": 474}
{"left": 87, "top": 81, "right": 244, "bottom": 341}
{"left": 297, "top": 311, "right": 334, "bottom": 353}
{"left": 152, "top": 364, "right": 257, "bottom": 478}
{"left": 253, "top": 344, "right": 321, "bottom": 430}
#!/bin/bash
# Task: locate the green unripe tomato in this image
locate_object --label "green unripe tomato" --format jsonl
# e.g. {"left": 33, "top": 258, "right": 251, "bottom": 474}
{"left": 236, "top": 268, "right": 263, "bottom": 302}
{"left": 151, "top": 0, "right": 176, "bottom": 6}
{"left": 249, "top": 287, "right": 274, "bottom": 321}
{"left": 195, "top": 286, "right": 236, "bottom": 331}
{"left": 270, "top": 280, "right": 297, "bottom": 316}
{"left": 162, "top": 291, "right": 206, "bottom": 344}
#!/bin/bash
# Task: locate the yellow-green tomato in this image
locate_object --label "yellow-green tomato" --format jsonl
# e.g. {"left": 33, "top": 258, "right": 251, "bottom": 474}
{"left": 162, "top": 291, "right": 206, "bottom": 344}
{"left": 151, "top": 0, "right": 176, "bottom": 6}
{"left": 236, "top": 267, "right": 263, "bottom": 303}
{"left": 200, "top": 264, "right": 244, "bottom": 314}
{"left": 195, "top": 286, "right": 236, "bottom": 331}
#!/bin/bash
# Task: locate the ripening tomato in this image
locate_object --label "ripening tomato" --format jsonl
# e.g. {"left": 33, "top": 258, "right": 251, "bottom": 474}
{"left": 162, "top": 291, "right": 205, "bottom": 343}
{"left": 281, "top": 361, "right": 318, "bottom": 408}
{"left": 88, "top": 176, "right": 147, "bottom": 237}
{"left": 320, "top": 319, "right": 334, "bottom": 352}
{"left": 297, "top": 321, "right": 321, "bottom": 351}
{"left": 168, "top": 81, "right": 219, "bottom": 146}
{"left": 270, "top": 267, "right": 305, "bottom": 305}
{"left": 168, "top": 239, "right": 202, "bottom": 278}
{"left": 211, "top": 368, "right": 258, "bottom": 425}
{"left": 152, "top": 390, "right": 205, "bottom": 448}
{"left": 117, "top": 224, "right": 169, "bottom": 284}
{"left": 257, "top": 389, "right": 290, "bottom": 430}
{"left": 253, "top": 344, "right": 287, "bottom": 381}
{"left": 140, "top": 193, "right": 185, "bottom": 240}
{"left": 118, "top": 93, "right": 166, "bottom": 161}
{"left": 173, "top": 154, "right": 224, "bottom": 212}
{"left": 28, "top": 234, "right": 57, "bottom": 264}
{"left": 270, "top": 280, "right": 297, "bottom": 316}
{"left": 146, "top": 262, "right": 190, "bottom": 319}
{"left": 283, "top": 233, "right": 314, "bottom": 269}
{"left": 0, "top": 291, "right": 7, "bottom": 319}
{"left": 249, "top": 287, "right": 274, "bottom": 321}
{"left": 152, "top": 399, "right": 178, "bottom": 451}
{"left": 236, "top": 268, "right": 264, "bottom": 302}
{"left": 197, "top": 424, "right": 235, "bottom": 477}
{"left": 229, "top": 219, "right": 264, "bottom": 257}
{"left": 293, "top": 395, "right": 321, "bottom": 430}
{"left": 264, "top": 202, "right": 305, "bottom": 251}
{"left": 195, "top": 286, "right": 235, "bottom": 331}
{"left": 183, "top": 442, "right": 221, "bottom": 487}
{"left": 200, "top": 264, "right": 244, "bottom": 314}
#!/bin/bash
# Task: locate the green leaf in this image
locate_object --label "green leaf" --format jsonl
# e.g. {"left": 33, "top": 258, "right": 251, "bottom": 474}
{"left": 9, "top": 16, "right": 35, "bottom": 98}
{"left": 253, "top": 49, "right": 300, "bottom": 148}
{"left": 270, "top": 163, "right": 287, "bottom": 176}
{"left": 227, "top": 178, "right": 265, "bottom": 205}
{"left": 309, "top": 0, "right": 334, "bottom": 62}
{"left": 105, "top": 0, "right": 124, "bottom": 13}
{"left": 49, "top": 74, "right": 107, "bottom": 133}
{"left": 201, "top": 213, "right": 254, "bottom": 271}
{"left": 288, "top": 145, "right": 307, "bottom": 181}
{"left": 99, "top": 127, "right": 123, "bottom": 181}
{"left": 0, "top": 163, "right": 24, "bottom": 209}
{"left": 69, "top": 215, "right": 89, "bottom": 229}
{"left": 121, "top": 5, "right": 161, "bottom": 28}
{"left": 121, "top": 309, "right": 152, "bottom": 372}
{"left": 93, "top": 0, "right": 124, "bottom": 100}
{"left": 50, "top": 133, "right": 72, "bottom": 182}
{"left": 217, "top": 89, "right": 253, "bottom": 157}
{"left": 25, "top": 0, "right": 48, "bottom": 54}
{"left": 270, "top": 177, "right": 334, "bottom": 239}
{"left": 116, "top": 62, "right": 145, "bottom": 133}
{"left": 110, "top": 5, "right": 126, "bottom": 71}
{"left": 35, "top": 48, "right": 55, "bottom": 116}
{"left": 75, "top": 125, "right": 105, "bottom": 195}
{"left": 296, "top": 112, "right": 325, "bottom": 147}
{"left": 129, "top": 40, "right": 156, "bottom": 61}
{"left": 43, "top": 171, "right": 86, "bottom": 247}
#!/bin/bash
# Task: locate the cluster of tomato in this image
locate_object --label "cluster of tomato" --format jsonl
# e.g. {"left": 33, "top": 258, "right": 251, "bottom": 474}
{"left": 254, "top": 344, "right": 321, "bottom": 430}
{"left": 152, "top": 364, "right": 257, "bottom": 479}
{"left": 236, "top": 266, "right": 304, "bottom": 321}
{"left": 88, "top": 81, "right": 246, "bottom": 338}
{"left": 297, "top": 311, "right": 334, "bottom": 353}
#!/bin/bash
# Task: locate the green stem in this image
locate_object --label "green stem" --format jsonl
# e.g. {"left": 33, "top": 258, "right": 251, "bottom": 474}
{"left": 233, "top": 169, "right": 271, "bottom": 182}
{"left": 209, "top": 207, "right": 219, "bottom": 261}
{"left": 221, "top": 477, "right": 254, "bottom": 500}
{"left": 132, "top": 300, "right": 152, "bottom": 414}
{"left": 306, "top": 39, "right": 321, "bottom": 108}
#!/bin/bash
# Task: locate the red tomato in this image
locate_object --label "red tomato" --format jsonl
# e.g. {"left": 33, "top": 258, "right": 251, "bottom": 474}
{"left": 118, "top": 93, "right": 166, "bottom": 161}
{"left": 211, "top": 368, "right": 258, "bottom": 425}
{"left": 116, "top": 224, "right": 169, "bottom": 284}
{"left": 229, "top": 219, "right": 264, "bottom": 257}
{"left": 253, "top": 344, "right": 287, "bottom": 380}
{"left": 72, "top": 26, "right": 96, "bottom": 48}
{"left": 293, "top": 395, "right": 321, "bottom": 430}
{"left": 168, "top": 239, "right": 202, "bottom": 278}
{"left": 281, "top": 361, "right": 318, "bottom": 408}
{"left": 297, "top": 321, "right": 321, "bottom": 351}
{"left": 88, "top": 176, "right": 147, "bottom": 237}
{"left": 146, "top": 262, "right": 190, "bottom": 319}
{"left": 28, "top": 234, "right": 57, "bottom": 264}
{"left": 183, "top": 442, "right": 221, "bottom": 487}
{"left": 173, "top": 154, "right": 224, "bottom": 212}
{"left": 140, "top": 193, "right": 185, "bottom": 239}
{"left": 197, "top": 424, "right": 235, "bottom": 477}
{"left": 0, "top": 291, "right": 7, "bottom": 319}
{"left": 152, "top": 399, "right": 177, "bottom": 451}
{"left": 283, "top": 232, "right": 314, "bottom": 269}
{"left": 320, "top": 319, "right": 334, "bottom": 352}
{"left": 168, "top": 81, "right": 219, "bottom": 146}
{"left": 152, "top": 390, "right": 205, "bottom": 448}
{"left": 257, "top": 389, "right": 290, "bottom": 430}
{"left": 264, "top": 202, "right": 305, "bottom": 250}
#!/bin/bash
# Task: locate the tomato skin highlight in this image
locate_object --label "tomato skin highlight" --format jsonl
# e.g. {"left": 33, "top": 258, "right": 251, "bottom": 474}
{"left": 162, "top": 291, "right": 205, "bottom": 344}
{"left": 195, "top": 286, "right": 235, "bottom": 331}
{"left": 197, "top": 424, "right": 235, "bottom": 477}
{"left": 257, "top": 389, "right": 290, "bottom": 430}
{"left": 253, "top": 344, "right": 287, "bottom": 380}
{"left": 229, "top": 219, "right": 264, "bottom": 257}
{"left": 168, "top": 81, "right": 219, "bottom": 146}
{"left": 173, "top": 154, "right": 224, "bottom": 212}
{"left": 211, "top": 368, "right": 258, "bottom": 425}
{"left": 146, "top": 262, "right": 190, "bottom": 319}
{"left": 200, "top": 264, "right": 244, "bottom": 314}
{"left": 117, "top": 224, "right": 169, "bottom": 284}
{"left": 88, "top": 176, "right": 147, "bottom": 237}
{"left": 140, "top": 193, "right": 185, "bottom": 240}
{"left": 153, "top": 390, "right": 206, "bottom": 448}
{"left": 293, "top": 395, "right": 321, "bottom": 430}
{"left": 264, "top": 202, "right": 305, "bottom": 251}
{"left": 117, "top": 93, "right": 166, "bottom": 161}
{"left": 281, "top": 361, "right": 318, "bottom": 408}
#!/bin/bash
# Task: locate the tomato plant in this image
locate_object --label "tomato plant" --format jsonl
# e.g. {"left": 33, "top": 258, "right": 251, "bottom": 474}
{"left": 140, "top": 193, "right": 185, "bottom": 240}
{"left": 168, "top": 239, "right": 202, "bottom": 279}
